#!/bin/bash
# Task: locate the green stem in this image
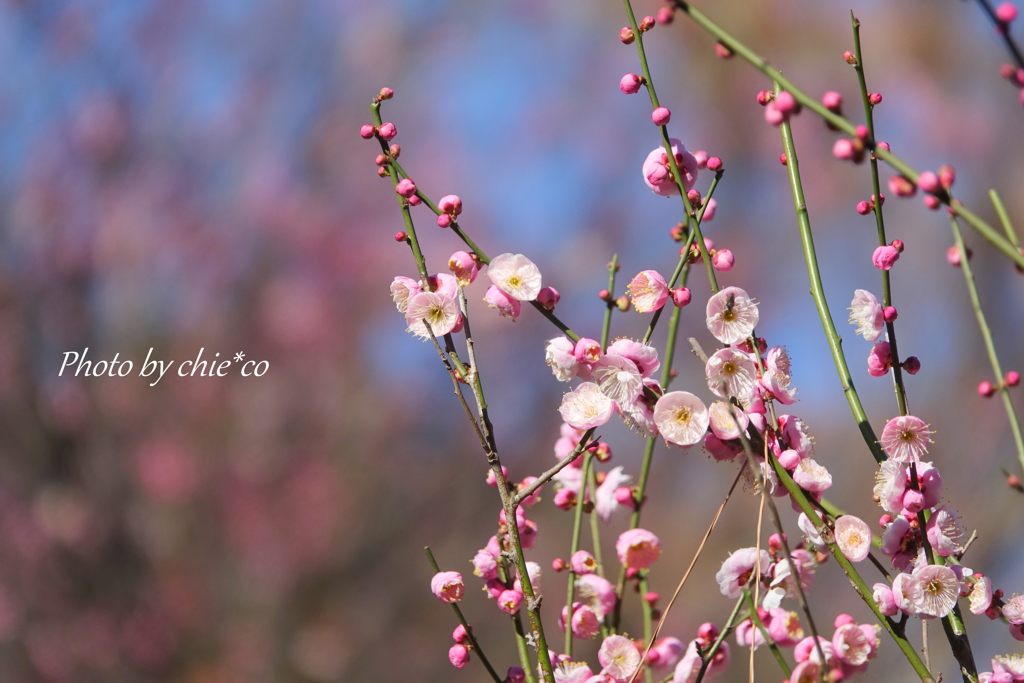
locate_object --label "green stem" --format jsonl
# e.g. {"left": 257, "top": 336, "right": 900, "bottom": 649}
{"left": 742, "top": 588, "right": 792, "bottom": 677}
{"left": 587, "top": 464, "right": 606, "bottom": 578}
{"left": 602, "top": 255, "right": 619, "bottom": 350}
{"left": 512, "top": 613, "right": 538, "bottom": 683}
{"left": 693, "top": 596, "right": 745, "bottom": 683}
{"left": 622, "top": 0, "right": 719, "bottom": 294}
{"left": 669, "top": 0, "right": 1024, "bottom": 270}
{"left": 974, "top": 0, "right": 1024, "bottom": 68}
{"left": 424, "top": 547, "right": 504, "bottom": 683}
{"left": 950, "top": 216, "right": 1024, "bottom": 474}
{"left": 638, "top": 574, "right": 654, "bottom": 683}
{"left": 850, "top": 17, "right": 909, "bottom": 416}
{"left": 990, "top": 189, "right": 1022, "bottom": 249}
{"left": 776, "top": 87, "right": 886, "bottom": 464}
{"left": 564, "top": 452, "right": 595, "bottom": 656}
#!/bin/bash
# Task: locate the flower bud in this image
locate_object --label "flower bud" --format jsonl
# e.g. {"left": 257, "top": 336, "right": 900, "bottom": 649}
{"left": 615, "top": 486, "right": 635, "bottom": 507}
{"left": 868, "top": 92, "right": 883, "bottom": 106}
{"left": 537, "top": 287, "right": 560, "bottom": 311}
{"left": 449, "top": 644, "right": 470, "bottom": 668}
{"left": 938, "top": 164, "right": 956, "bottom": 190}
{"left": 872, "top": 245, "right": 900, "bottom": 270}
{"left": 598, "top": 289, "right": 612, "bottom": 302}
{"left": 377, "top": 167, "right": 388, "bottom": 178}
{"left": 437, "top": 214, "right": 453, "bottom": 228}
{"left": 644, "top": 591, "right": 659, "bottom": 605}
{"left": 714, "top": 42, "right": 734, "bottom": 58}
{"left": 670, "top": 222, "right": 686, "bottom": 241}
{"left": 396, "top": 178, "right": 417, "bottom": 198}
{"left": 693, "top": 150, "right": 709, "bottom": 168}
{"left": 706, "top": 156, "right": 723, "bottom": 171}
{"left": 408, "top": 194, "right": 422, "bottom": 206}
{"left": 453, "top": 624, "right": 470, "bottom": 644}
{"left": 554, "top": 488, "right": 577, "bottom": 510}
{"left": 378, "top": 122, "right": 397, "bottom": 141}
{"left": 712, "top": 249, "right": 735, "bottom": 272}
{"left": 1007, "top": 370, "right": 1021, "bottom": 387}
{"left": 997, "top": 1, "right": 1018, "bottom": 23}
{"left": 360, "top": 124, "right": 376, "bottom": 139}
{"left": 822, "top": 90, "right": 843, "bottom": 111}
{"left": 379, "top": 87, "right": 394, "bottom": 100}
{"left": 619, "top": 26, "right": 635, "bottom": 44}
{"left": 486, "top": 466, "right": 508, "bottom": 487}
{"left": 639, "top": 15, "right": 656, "bottom": 31}
{"left": 757, "top": 90, "right": 773, "bottom": 106}
{"left": 687, "top": 189, "right": 701, "bottom": 205}
{"left": 394, "top": 231, "right": 407, "bottom": 242}
{"left": 892, "top": 239, "right": 905, "bottom": 252}
{"left": 651, "top": 106, "right": 671, "bottom": 126}
{"left": 888, "top": 175, "right": 915, "bottom": 197}
{"left": 672, "top": 287, "right": 692, "bottom": 307}
{"left": 855, "top": 124, "right": 869, "bottom": 142}
{"left": 764, "top": 101, "right": 787, "bottom": 126}
{"left": 615, "top": 296, "right": 630, "bottom": 312}
{"left": 780, "top": 153, "right": 787, "bottom": 165}
{"left": 833, "top": 138, "right": 856, "bottom": 160}
{"left": 375, "top": 154, "right": 389, "bottom": 166}
{"left": 883, "top": 306, "right": 898, "bottom": 323}
{"left": 620, "top": 73, "right": 643, "bottom": 94}
{"left": 903, "top": 356, "right": 921, "bottom": 374}
{"left": 552, "top": 558, "right": 568, "bottom": 572}
{"left": 924, "top": 195, "right": 941, "bottom": 210}
{"left": 979, "top": 380, "right": 997, "bottom": 397}
{"left": 844, "top": 50, "right": 857, "bottom": 64}
{"left": 774, "top": 91, "right": 798, "bottom": 115}
{"left": 1002, "top": 63, "right": 1018, "bottom": 79}
{"left": 439, "top": 194, "right": 463, "bottom": 216}
{"left": 657, "top": 7, "right": 675, "bottom": 24}
{"left": 917, "top": 171, "right": 941, "bottom": 195}
{"left": 856, "top": 201, "right": 872, "bottom": 215}
{"left": 449, "top": 251, "right": 479, "bottom": 284}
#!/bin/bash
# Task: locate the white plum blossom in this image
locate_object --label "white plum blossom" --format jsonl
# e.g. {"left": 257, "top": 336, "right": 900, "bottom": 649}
{"left": 879, "top": 415, "right": 934, "bottom": 463}
{"left": 708, "top": 400, "right": 748, "bottom": 440}
{"left": 405, "top": 291, "right": 459, "bottom": 339}
{"left": 598, "top": 634, "right": 641, "bottom": 681}
{"left": 706, "top": 286, "right": 759, "bottom": 344}
{"left": 925, "top": 506, "right": 966, "bottom": 557}
{"left": 595, "top": 466, "right": 632, "bottom": 522}
{"left": 607, "top": 338, "right": 660, "bottom": 378}
{"left": 487, "top": 253, "right": 543, "bottom": 301}
{"left": 545, "top": 336, "right": 579, "bottom": 381}
{"left": 558, "top": 383, "right": 615, "bottom": 430}
{"left": 705, "top": 347, "right": 758, "bottom": 402}
{"left": 910, "top": 564, "right": 959, "bottom": 618}
{"left": 849, "top": 289, "right": 884, "bottom": 341}
{"left": 792, "top": 458, "right": 833, "bottom": 492}
{"left": 760, "top": 346, "right": 798, "bottom": 404}
{"left": 592, "top": 353, "right": 644, "bottom": 404}
{"left": 834, "top": 515, "right": 872, "bottom": 562}
{"left": 390, "top": 275, "right": 422, "bottom": 312}
{"left": 654, "top": 391, "right": 710, "bottom": 447}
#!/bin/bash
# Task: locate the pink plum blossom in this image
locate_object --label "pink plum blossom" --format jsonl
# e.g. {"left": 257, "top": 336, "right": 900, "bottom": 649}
{"left": 706, "top": 286, "right": 759, "bottom": 344}
{"left": 926, "top": 506, "right": 966, "bottom": 556}
{"left": 867, "top": 340, "right": 892, "bottom": 377}
{"left": 448, "top": 251, "right": 478, "bottom": 285}
{"left": 616, "top": 528, "right": 662, "bottom": 569}
{"left": 643, "top": 139, "right": 698, "bottom": 196}
{"left": 576, "top": 574, "right": 617, "bottom": 619}
{"left": 628, "top": 270, "right": 670, "bottom": 312}
{"left": 472, "top": 549, "right": 498, "bottom": 580}
{"left": 1003, "top": 595, "right": 1024, "bottom": 624}
{"left": 834, "top": 515, "right": 872, "bottom": 562}
{"left": 484, "top": 284, "right": 521, "bottom": 320}
{"left": 879, "top": 415, "right": 933, "bottom": 462}
{"left": 390, "top": 276, "right": 422, "bottom": 312}
{"left": 431, "top": 571, "right": 465, "bottom": 603}
{"left": 405, "top": 291, "right": 460, "bottom": 339}
{"left": 449, "top": 643, "right": 470, "bottom": 668}
{"left": 767, "top": 609, "right": 804, "bottom": 647}
{"left": 598, "top": 635, "right": 641, "bottom": 681}
{"left": 649, "top": 638, "right": 685, "bottom": 672}
{"left": 606, "top": 339, "right": 661, "bottom": 378}
{"left": 735, "top": 619, "right": 766, "bottom": 649}
{"left": 715, "top": 547, "right": 770, "bottom": 598}
{"left": 849, "top": 289, "right": 884, "bottom": 341}
{"left": 832, "top": 623, "right": 872, "bottom": 666}
{"left": 872, "top": 244, "right": 901, "bottom": 270}
{"left": 654, "top": 392, "right": 710, "bottom": 447}
{"left": 592, "top": 353, "right": 644, "bottom": 404}
{"left": 873, "top": 582, "right": 899, "bottom": 616}
{"left": 559, "top": 383, "right": 615, "bottom": 430}
{"left": 705, "top": 347, "right": 758, "bottom": 403}
{"left": 708, "top": 401, "right": 748, "bottom": 440}
{"left": 760, "top": 346, "right": 798, "bottom": 404}
{"left": 497, "top": 589, "right": 524, "bottom": 614}
{"left": 793, "top": 458, "right": 832, "bottom": 492}
{"left": 910, "top": 564, "right": 959, "bottom": 617}
{"left": 570, "top": 550, "right": 598, "bottom": 575}
{"left": 545, "top": 337, "right": 579, "bottom": 382}
{"left": 595, "top": 466, "right": 632, "bottom": 522}
{"left": 555, "top": 661, "right": 594, "bottom": 682}
{"left": 487, "top": 253, "right": 542, "bottom": 301}
{"left": 968, "top": 574, "right": 993, "bottom": 615}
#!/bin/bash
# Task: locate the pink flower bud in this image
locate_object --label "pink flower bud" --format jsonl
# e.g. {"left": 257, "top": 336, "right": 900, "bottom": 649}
{"left": 486, "top": 466, "right": 509, "bottom": 487}
{"left": 619, "top": 26, "right": 635, "bottom": 44}
{"left": 757, "top": 90, "right": 773, "bottom": 106}
{"left": 1007, "top": 370, "right": 1021, "bottom": 387}
{"left": 764, "top": 101, "right": 787, "bottom": 126}
{"left": 537, "top": 287, "right": 560, "bottom": 311}
{"left": 892, "top": 239, "right": 904, "bottom": 252}
{"left": 888, "top": 175, "right": 915, "bottom": 197}
{"left": 657, "top": 7, "right": 675, "bottom": 24}
{"left": 552, "top": 558, "right": 567, "bottom": 572}
{"left": 375, "top": 154, "right": 388, "bottom": 166}
{"left": 615, "top": 486, "right": 635, "bottom": 507}
{"left": 938, "top": 164, "right": 956, "bottom": 189}
{"left": 620, "top": 73, "right": 643, "bottom": 95}
{"left": 497, "top": 589, "right": 524, "bottom": 614}
{"left": 834, "top": 613, "right": 856, "bottom": 628}
{"left": 394, "top": 231, "right": 407, "bottom": 242}
{"left": 833, "top": 138, "right": 856, "bottom": 160}
{"left": 449, "top": 644, "right": 470, "bottom": 668}
{"left": 507, "top": 667, "right": 526, "bottom": 683}
{"left": 644, "top": 591, "right": 659, "bottom": 605}
{"left": 626, "top": 567, "right": 639, "bottom": 579}
{"left": 706, "top": 156, "right": 723, "bottom": 171}
{"left": 396, "top": 178, "right": 417, "bottom": 198}
{"left": 378, "top": 122, "right": 397, "bottom": 141}
{"left": 437, "top": 214, "right": 453, "bottom": 228}
{"left": 714, "top": 41, "right": 734, "bottom": 58}
{"left": 671, "top": 287, "right": 692, "bottom": 307}
{"left": 449, "top": 251, "right": 479, "bottom": 284}
{"left": 712, "top": 249, "right": 734, "bottom": 272}
{"left": 697, "top": 623, "right": 720, "bottom": 642}
{"left": 651, "top": 106, "right": 671, "bottom": 126}
{"left": 778, "top": 449, "right": 801, "bottom": 469}
{"left": 856, "top": 201, "right": 872, "bottom": 215}
{"left": 903, "top": 356, "right": 921, "bottom": 374}
{"left": 774, "top": 91, "right": 798, "bottom": 115}
{"left": 453, "top": 624, "right": 470, "bottom": 643}
{"left": 997, "top": 2, "right": 1019, "bottom": 23}
{"left": 360, "top": 124, "right": 376, "bottom": 139}
{"left": 979, "top": 380, "right": 997, "bottom": 397}
{"left": 701, "top": 197, "right": 718, "bottom": 221}
{"left": 855, "top": 124, "right": 869, "bottom": 141}
{"left": 780, "top": 153, "right": 787, "bottom": 165}
{"left": 431, "top": 571, "right": 465, "bottom": 603}
{"left": 924, "top": 195, "right": 941, "bottom": 210}
{"left": 822, "top": 90, "right": 843, "bottom": 110}
{"left": 917, "top": 171, "right": 941, "bottom": 195}
{"left": 687, "top": 189, "right": 701, "bottom": 205}
{"left": 693, "top": 149, "right": 709, "bottom": 168}
{"left": 768, "top": 533, "right": 786, "bottom": 551}
{"left": 639, "top": 15, "right": 656, "bottom": 31}
{"left": 876, "top": 141, "right": 890, "bottom": 152}
{"left": 872, "top": 245, "right": 900, "bottom": 271}
{"left": 883, "top": 306, "right": 898, "bottom": 323}
{"left": 377, "top": 167, "right": 388, "bottom": 178}
{"left": 868, "top": 92, "right": 883, "bottom": 106}
{"left": 843, "top": 50, "right": 857, "bottom": 64}
{"left": 1003, "top": 63, "right": 1018, "bottom": 79}
{"left": 867, "top": 341, "right": 892, "bottom": 377}
{"left": 947, "top": 244, "right": 971, "bottom": 266}
{"left": 553, "top": 488, "right": 577, "bottom": 510}
{"left": 408, "top": 194, "right": 422, "bottom": 206}
{"left": 438, "top": 194, "right": 463, "bottom": 216}
{"left": 902, "top": 488, "right": 926, "bottom": 513}
{"left": 379, "top": 87, "right": 394, "bottom": 100}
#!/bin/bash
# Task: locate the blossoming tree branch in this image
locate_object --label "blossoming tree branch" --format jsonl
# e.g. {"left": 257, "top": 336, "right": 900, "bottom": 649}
{"left": 365, "top": 1, "right": 1024, "bottom": 682}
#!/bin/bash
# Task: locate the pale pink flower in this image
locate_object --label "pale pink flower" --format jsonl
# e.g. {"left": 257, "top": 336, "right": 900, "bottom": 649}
{"left": 616, "top": 528, "right": 662, "bottom": 569}
{"left": 993, "top": 655, "right": 1024, "bottom": 680}
{"left": 767, "top": 609, "right": 804, "bottom": 647}
{"left": 968, "top": 574, "right": 993, "bottom": 615}
{"left": 704, "top": 433, "right": 741, "bottom": 461}
{"left": 671, "top": 648, "right": 700, "bottom": 683}
{"left": 873, "top": 461, "right": 907, "bottom": 514}
{"left": 595, "top": 466, "right": 632, "bottom": 522}
{"left": 798, "top": 511, "right": 824, "bottom": 547}
{"left": 606, "top": 339, "right": 661, "bottom": 378}
{"left": 497, "top": 589, "right": 524, "bottom": 614}
{"left": 575, "top": 338, "right": 603, "bottom": 365}
{"left": 654, "top": 391, "right": 710, "bottom": 447}
{"left": 390, "top": 276, "right": 422, "bottom": 312}
{"left": 880, "top": 516, "right": 913, "bottom": 564}
{"left": 546, "top": 337, "right": 579, "bottom": 382}
{"left": 880, "top": 415, "right": 933, "bottom": 462}
{"left": 716, "top": 547, "right": 770, "bottom": 598}
{"left": 449, "top": 643, "right": 470, "bottom": 668}
{"left": 778, "top": 415, "right": 813, "bottom": 457}
{"left": 926, "top": 506, "right": 966, "bottom": 556}
{"left": 867, "top": 340, "right": 892, "bottom": 377}
{"left": 701, "top": 197, "right": 718, "bottom": 221}
{"left": 592, "top": 353, "right": 644, "bottom": 404}
{"left": 650, "top": 638, "right": 685, "bottom": 672}
{"left": 706, "top": 286, "right": 759, "bottom": 344}
{"left": 406, "top": 291, "right": 460, "bottom": 339}
{"left": 472, "top": 549, "right": 498, "bottom": 580}
{"left": 643, "top": 139, "right": 698, "bottom": 196}
{"left": 618, "top": 391, "right": 660, "bottom": 438}
{"left": 873, "top": 582, "right": 899, "bottom": 616}
{"left": 628, "top": 270, "right": 670, "bottom": 312}
{"left": 554, "top": 661, "right": 594, "bottom": 683}
{"left": 431, "top": 571, "right": 465, "bottom": 603}
{"left": 563, "top": 603, "right": 601, "bottom": 640}
{"left": 708, "top": 401, "right": 748, "bottom": 440}
{"left": 832, "top": 623, "right": 871, "bottom": 665}
{"left": 487, "top": 253, "right": 543, "bottom": 301}
{"left": 1004, "top": 595, "right": 1024, "bottom": 625}
{"left": 598, "top": 634, "right": 641, "bottom": 681}
{"left": 793, "top": 458, "right": 832, "bottom": 492}
{"left": 794, "top": 636, "right": 833, "bottom": 664}
{"left": 448, "top": 251, "right": 478, "bottom": 285}
{"left": 769, "top": 549, "right": 817, "bottom": 598}
{"left": 430, "top": 272, "right": 459, "bottom": 298}
{"left": 559, "top": 383, "right": 615, "bottom": 430}
{"left": 484, "top": 284, "right": 521, "bottom": 320}
{"left": 705, "top": 347, "right": 757, "bottom": 402}
{"left": 872, "top": 244, "right": 900, "bottom": 270}
{"left": 735, "top": 619, "right": 766, "bottom": 649}
{"left": 849, "top": 289, "right": 884, "bottom": 341}
{"left": 761, "top": 346, "right": 798, "bottom": 403}
{"left": 576, "top": 574, "right": 617, "bottom": 618}
{"left": 570, "top": 551, "right": 598, "bottom": 575}
{"left": 788, "top": 661, "right": 821, "bottom": 683}
{"left": 910, "top": 564, "right": 959, "bottom": 617}
{"left": 834, "top": 515, "right": 872, "bottom": 562}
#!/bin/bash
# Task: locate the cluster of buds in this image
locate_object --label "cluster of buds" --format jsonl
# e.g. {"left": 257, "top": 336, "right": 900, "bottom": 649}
{"left": 979, "top": 371, "right": 1021, "bottom": 397}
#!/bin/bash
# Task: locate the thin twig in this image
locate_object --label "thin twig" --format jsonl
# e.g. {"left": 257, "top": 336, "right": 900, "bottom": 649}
{"left": 513, "top": 430, "right": 597, "bottom": 508}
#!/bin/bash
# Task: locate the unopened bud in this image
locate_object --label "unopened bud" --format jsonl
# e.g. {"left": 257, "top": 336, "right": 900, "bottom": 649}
{"left": 1006, "top": 370, "right": 1021, "bottom": 387}
{"left": 714, "top": 42, "right": 734, "bottom": 59}
{"left": 903, "top": 356, "right": 921, "bottom": 374}
{"left": 672, "top": 287, "right": 692, "bottom": 307}
{"left": 883, "top": 306, "right": 898, "bottom": 323}
{"left": 868, "top": 92, "right": 883, "bottom": 106}
{"left": 615, "top": 296, "right": 630, "bottom": 312}
{"left": 360, "top": 124, "right": 376, "bottom": 139}
{"left": 979, "top": 380, "right": 997, "bottom": 398}
{"left": 599, "top": 289, "right": 613, "bottom": 302}
{"left": 619, "top": 26, "right": 635, "bottom": 44}
{"left": 394, "top": 231, "right": 407, "bottom": 242}
{"left": 639, "top": 15, "right": 656, "bottom": 32}
{"left": 856, "top": 201, "right": 872, "bottom": 215}
{"left": 706, "top": 156, "right": 723, "bottom": 171}
{"left": 891, "top": 239, "right": 905, "bottom": 252}
{"left": 670, "top": 222, "right": 686, "bottom": 241}
{"left": 779, "top": 153, "right": 787, "bottom": 165}
{"left": 552, "top": 558, "right": 568, "bottom": 572}
{"left": 757, "top": 90, "right": 773, "bottom": 106}
{"left": 843, "top": 50, "right": 857, "bottom": 65}
{"left": 656, "top": 6, "right": 675, "bottom": 24}
{"left": 379, "top": 87, "right": 394, "bottom": 100}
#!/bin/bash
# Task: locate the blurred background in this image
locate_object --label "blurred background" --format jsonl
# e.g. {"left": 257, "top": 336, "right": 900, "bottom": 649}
{"left": 1, "top": 0, "right": 1022, "bottom": 680}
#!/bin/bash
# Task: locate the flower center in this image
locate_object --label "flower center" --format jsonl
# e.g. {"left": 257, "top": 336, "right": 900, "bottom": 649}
{"left": 507, "top": 275, "right": 521, "bottom": 288}
{"left": 722, "top": 310, "right": 736, "bottom": 322}
{"left": 925, "top": 578, "right": 943, "bottom": 595}
{"left": 672, "top": 407, "right": 692, "bottom": 424}
{"left": 900, "top": 429, "right": 915, "bottom": 443}
{"left": 722, "top": 361, "right": 737, "bottom": 375}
